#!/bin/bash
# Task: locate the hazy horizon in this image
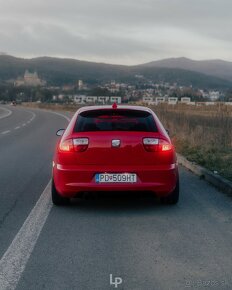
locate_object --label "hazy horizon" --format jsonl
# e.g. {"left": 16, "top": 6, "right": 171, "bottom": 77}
{"left": 1, "top": 53, "right": 232, "bottom": 67}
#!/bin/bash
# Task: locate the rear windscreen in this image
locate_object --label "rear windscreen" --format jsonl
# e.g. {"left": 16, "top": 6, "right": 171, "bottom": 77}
{"left": 74, "top": 109, "right": 157, "bottom": 132}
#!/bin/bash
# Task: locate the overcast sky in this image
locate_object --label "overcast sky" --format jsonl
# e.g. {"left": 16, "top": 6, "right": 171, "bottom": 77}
{"left": 0, "top": 0, "right": 232, "bottom": 65}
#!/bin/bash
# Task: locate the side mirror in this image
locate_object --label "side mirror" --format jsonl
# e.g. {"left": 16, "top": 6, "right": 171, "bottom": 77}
{"left": 166, "top": 129, "right": 170, "bottom": 136}
{"left": 56, "top": 129, "right": 65, "bottom": 136}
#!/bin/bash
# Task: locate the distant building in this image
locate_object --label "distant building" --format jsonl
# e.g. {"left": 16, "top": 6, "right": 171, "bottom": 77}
{"left": 142, "top": 96, "right": 155, "bottom": 105}
{"left": 72, "top": 95, "right": 121, "bottom": 104}
{"left": 181, "top": 97, "right": 191, "bottom": 104}
{"left": 110, "top": 96, "right": 121, "bottom": 104}
{"left": 168, "top": 97, "right": 178, "bottom": 105}
{"left": 205, "top": 102, "right": 215, "bottom": 105}
{"left": 86, "top": 96, "right": 98, "bottom": 103}
{"left": 209, "top": 91, "right": 220, "bottom": 101}
{"left": 98, "top": 96, "right": 110, "bottom": 104}
{"left": 156, "top": 97, "right": 165, "bottom": 104}
{"left": 73, "top": 95, "right": 86, "bottom": 104}
{"left": 52, "top": 94, "right": 121, "bottom": 104}
{"left": 78, "top": 80, "right": 84, "bottom": 90}
{"left": 199, "top": 90, "right": 209, "bottom": 98}
{"left": 52, "top": 94, "right": 66, "bottom": 101}
{"left": 14, "top": 70, "right": 46, "bottom": 87}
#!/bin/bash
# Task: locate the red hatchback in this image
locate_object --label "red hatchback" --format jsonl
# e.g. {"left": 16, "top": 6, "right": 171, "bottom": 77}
{"left": 52, "top": 105, "right": 179, "bottom": 205}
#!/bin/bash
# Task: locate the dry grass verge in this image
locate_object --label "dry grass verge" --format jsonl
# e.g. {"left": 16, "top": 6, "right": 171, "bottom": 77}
{"left": 153, "top": 104, "right": 232, "bottom": 181}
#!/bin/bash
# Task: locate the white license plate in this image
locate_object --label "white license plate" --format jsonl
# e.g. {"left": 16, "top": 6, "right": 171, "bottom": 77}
{"left": 95, "top": 173, "right": 137, "bottom": 183}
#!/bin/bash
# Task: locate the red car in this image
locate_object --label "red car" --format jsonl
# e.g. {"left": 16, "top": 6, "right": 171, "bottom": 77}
{"left": 52, "top": 104, "right": 179, "bottom": 205}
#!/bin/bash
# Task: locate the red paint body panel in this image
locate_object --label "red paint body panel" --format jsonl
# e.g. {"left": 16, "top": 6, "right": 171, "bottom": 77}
{"left": 53, "top": 164, "right": 177, "bottom": 198}
{"left": 52, "top": 105, "right": 179, "bottom": 198}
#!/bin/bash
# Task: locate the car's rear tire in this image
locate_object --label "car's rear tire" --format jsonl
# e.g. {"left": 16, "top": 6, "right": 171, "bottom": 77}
{"left": 52, "top": 180, "right": 70, "bottom": 206}
{"left": 161, "top": 179, "right": 179, "bottom": 205}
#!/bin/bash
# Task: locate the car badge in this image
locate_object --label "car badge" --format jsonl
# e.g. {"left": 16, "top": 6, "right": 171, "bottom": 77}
{"left": 112, "top": 139, "right": 120, "bottom": 147}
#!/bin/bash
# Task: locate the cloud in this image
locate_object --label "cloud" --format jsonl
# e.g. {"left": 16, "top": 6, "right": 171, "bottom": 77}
{"left": 0, "top": 0, "right": 232, "bottom": 64}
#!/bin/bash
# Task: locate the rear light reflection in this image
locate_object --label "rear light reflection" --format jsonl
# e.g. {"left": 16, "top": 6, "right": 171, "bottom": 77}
{"left": 143, "top": 138, "right": 159, "bottom": 145}
{"left": 143, "top": 138, "right": 173, "bottom": 152}
{"left": 143, "top": 138, "right": 159, "bottom": 152}
{"left": 59, "top": 138, "right": 89, "bottom": 152}
{"left": 73, "top": 138, "right": 89, "bottom": 152}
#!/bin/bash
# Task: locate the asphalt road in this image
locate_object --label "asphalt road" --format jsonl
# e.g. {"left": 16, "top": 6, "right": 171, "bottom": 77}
{"left": 0, "top": 106, "right": 70, "bottom": 259}
{"left": 0, "top": 105, "right": 232, "bottom": 290}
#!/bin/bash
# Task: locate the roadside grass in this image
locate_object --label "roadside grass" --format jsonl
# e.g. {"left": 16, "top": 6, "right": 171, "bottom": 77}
{"left": 153, "top": 104, "right": 232, "bottom": 181}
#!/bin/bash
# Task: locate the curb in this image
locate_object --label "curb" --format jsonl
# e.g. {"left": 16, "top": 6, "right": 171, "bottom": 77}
{"left": 177, "top": 153, "right": 232, "bottom": 195}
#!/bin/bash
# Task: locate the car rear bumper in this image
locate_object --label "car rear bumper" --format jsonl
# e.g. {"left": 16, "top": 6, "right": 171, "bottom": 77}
{"left": 53, "top": 163, "right": 178, "bottom": 198}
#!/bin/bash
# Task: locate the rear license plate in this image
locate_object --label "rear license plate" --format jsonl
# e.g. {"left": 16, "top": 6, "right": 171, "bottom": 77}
{"left": 95, "top": 173, "right": 137, "bottom": 183}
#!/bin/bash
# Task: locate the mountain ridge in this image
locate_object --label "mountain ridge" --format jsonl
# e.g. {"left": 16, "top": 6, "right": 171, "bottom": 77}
{"left": 1, "top": 55, "right": 232, "bottom": 89}
{"left": 141, "top": 57, "right": 232, "bottom": 82}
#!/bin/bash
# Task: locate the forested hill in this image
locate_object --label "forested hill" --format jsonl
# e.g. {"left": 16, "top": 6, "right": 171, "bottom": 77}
{"left": 1, "top": 55, "right": 232, "bottom": 89}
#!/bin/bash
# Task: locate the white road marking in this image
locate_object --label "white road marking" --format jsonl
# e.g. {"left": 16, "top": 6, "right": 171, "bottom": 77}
{"left": 0, "top": 107, "right": 12, "bottom": 119}
{"left": 0, "top": 109, "right": 36, "bottom": 136}
{"left": 1, "top": 130, "right": 10, "bottom": 135}
{"left": 30, "top": 112, "right": 36, "bottom": 121}
{"left": 0, "top": 182, "right": 52, "bottom": 290}
{"left": 49, "top": 110, "right": 71, "bottom": 122}
{"left": 15, "top": 111, "right": 36, "bottom": 130}
{"left": 0, "top": 111, "right": 70, "bottom": 290}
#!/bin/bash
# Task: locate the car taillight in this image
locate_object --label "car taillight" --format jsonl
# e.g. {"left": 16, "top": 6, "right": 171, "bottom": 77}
{"left": 143, "top": 138, "right": 172, "bottom": 152}
{"left": 159, "top": 139, "right": 173, "bottom": 151}
{"left": 59, "top": 138, "right": 89, "bottom": 152}
{"left": 59, "top": 139, "right": 74, "bottom": 152}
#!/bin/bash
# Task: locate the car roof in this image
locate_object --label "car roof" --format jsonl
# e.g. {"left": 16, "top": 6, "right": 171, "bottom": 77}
{"left": 77, "top": 105, "right": 154, "bottom": 115}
